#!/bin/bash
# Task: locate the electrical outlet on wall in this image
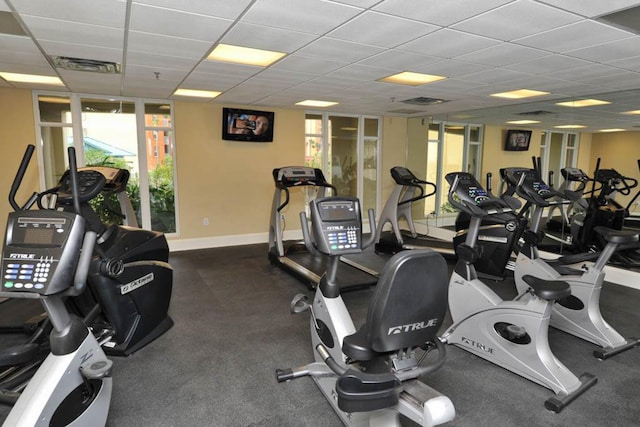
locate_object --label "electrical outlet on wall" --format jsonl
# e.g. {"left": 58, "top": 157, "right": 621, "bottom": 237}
{"left": 203, "top": 217, "right": 209, "bottom": 226}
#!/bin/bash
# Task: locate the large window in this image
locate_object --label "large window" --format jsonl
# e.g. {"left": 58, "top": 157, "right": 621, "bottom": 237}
{"left": 304, "top": 113, "right": 380, "bottom": 213}
{"left": 34, "top": 93, "right": 177, "bottom": 234}
{"left": 539, "top": 131, "right": 579, "bottom": 187}
{"left": 407, "top": 118, "right": 484, "bottom": 225}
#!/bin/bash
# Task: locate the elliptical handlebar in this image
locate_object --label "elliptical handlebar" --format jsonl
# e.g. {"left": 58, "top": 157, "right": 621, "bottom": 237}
{"left": 9, "top": 145, "right": 37, "bottom": 212}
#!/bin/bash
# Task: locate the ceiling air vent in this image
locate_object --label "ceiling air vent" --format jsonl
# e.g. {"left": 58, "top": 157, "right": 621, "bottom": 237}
{"left": 599, "top": 5, "right": 640, "bottom": 34}
{"left": 51, "top": 56, "right": 121, "bottom": 74}
{"left": 516, "top": 110, "right": 555, "bottom": 116}
{"left": 400, "top": 97, "right": 448, "bottom": 106}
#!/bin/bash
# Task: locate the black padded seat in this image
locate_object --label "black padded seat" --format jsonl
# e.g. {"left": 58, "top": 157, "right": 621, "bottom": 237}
{"left": 521, "top": 275, "right": 571, "bottom": 301}
{"left": 594, "top": 226, "right": 639, "bottom": 245}
{"left": 342, "top": 249, "right": 448, "bottom": 362}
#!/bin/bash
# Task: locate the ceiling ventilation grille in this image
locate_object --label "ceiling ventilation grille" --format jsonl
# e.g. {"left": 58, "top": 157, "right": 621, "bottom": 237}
{"left": 400, "top": 97, "right": 448, "bottom": 106}
{"left": 51, "top": 56, "right": 121, "bottom": 74}
{"left": 387, "top": 108, "right": 425, "bottom": 114}
{"left": 516, "top": 110, "right": 555, "bottom": 116}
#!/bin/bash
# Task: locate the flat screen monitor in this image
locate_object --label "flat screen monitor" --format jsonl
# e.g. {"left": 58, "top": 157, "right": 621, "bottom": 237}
{"left": 504, "top": 129, "right": 532, "bottom": 151}
{"left": 222, "top": 107, "right": 274, "bottom": 142}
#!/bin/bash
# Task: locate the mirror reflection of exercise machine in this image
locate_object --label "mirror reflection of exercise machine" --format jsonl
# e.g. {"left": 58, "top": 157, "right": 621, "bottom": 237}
{"left": 268, "top": 166, "right": 378, "bottom": 290}
{"left": 276, "top": 196, "right": 455, "bottom": 426}
{"left": 375, "top": 167, "right": 455, "bottom": 257}
{"left": 509, "top": 168, "right": 640, "bottom": 360}
{"left": 441, "top": 172, "right": 596, "bottom": 412}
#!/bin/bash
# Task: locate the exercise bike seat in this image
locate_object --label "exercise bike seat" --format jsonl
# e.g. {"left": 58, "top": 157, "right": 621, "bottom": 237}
{"left": 342, "top": 250, "right": 448, "bottom": 362}
{"left": 594, "top": 226, "right": 639, "bottom": 245}
{"left": 521, "top": 275, "right": 571, "bottom": 302}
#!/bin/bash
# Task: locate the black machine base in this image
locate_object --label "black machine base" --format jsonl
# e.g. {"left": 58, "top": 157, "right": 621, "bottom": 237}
{"left": 544, "top": 373, "right": 597, "bottom": 413}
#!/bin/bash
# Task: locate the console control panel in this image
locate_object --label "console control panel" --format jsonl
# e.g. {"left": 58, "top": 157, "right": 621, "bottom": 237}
{"left": 2, "top": 210, "right": 85, "bottom": 296}
{"left": 309, "top": 197, "right": 362, "bottom": 256}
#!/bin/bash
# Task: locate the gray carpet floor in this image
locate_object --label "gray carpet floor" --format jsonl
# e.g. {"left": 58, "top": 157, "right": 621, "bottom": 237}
{"left": 2, "top": 243, "right": 640, "bottom": 426}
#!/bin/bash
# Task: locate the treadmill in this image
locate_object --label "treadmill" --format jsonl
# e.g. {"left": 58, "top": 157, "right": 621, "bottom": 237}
{"left": 374, "top": 166, "right": 455, "bottom": 258}
{"left": 268, "top": 166, "right": 378, "bottom": 290}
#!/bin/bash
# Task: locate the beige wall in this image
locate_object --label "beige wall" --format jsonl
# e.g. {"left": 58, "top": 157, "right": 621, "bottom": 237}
{"left": 0, "top": 88, "right": 38, "bottom": 238}
{"left": 174, "top": 101, "right": 304, "bottom": 239}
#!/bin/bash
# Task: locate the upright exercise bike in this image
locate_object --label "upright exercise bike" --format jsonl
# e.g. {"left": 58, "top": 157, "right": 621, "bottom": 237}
{"left": 1, "top": 145, "right": 112, "bottom": 426}
{"left": 504, "top": 167, "right": 640, "bottom": 359}
{"left": 276, "top": 196, "right": 455, "bottom": 426}
{"left": 440, "top": 171, "right": 596, "bottom": 412}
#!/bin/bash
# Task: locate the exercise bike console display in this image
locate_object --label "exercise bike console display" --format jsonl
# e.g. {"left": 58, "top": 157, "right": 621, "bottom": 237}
{"left": 309, "top": 197, "right": 362, "bottom": 256}
{"left": 2, "top": 210, "right": 85, "bottom": 296}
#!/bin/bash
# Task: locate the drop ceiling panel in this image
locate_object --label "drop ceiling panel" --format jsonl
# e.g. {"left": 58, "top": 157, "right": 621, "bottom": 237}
{"left": 0, "top": 1, "right": 9, "bottom": 12}
{"left": 126, "top": 51, "right": 199, "bottom": 70}
{"left": 458, "top": 68, "right": 535, "bottom": 85}
{"left": 9, "top": 0, "right": 126, "bottom": 28}
{"left": 20, "top": 16, "right": 123, "bottom": 48}
{"left": 242, "top": 0, "right": 362, "bottom": 35}
{"left": 327, "top": 11, "right": 439, "bottom": 48}
{"left": 565, "top": 37, "right": 640, "bottom": 62}
{"left": 0, "top": 50, "right": 49, "bottom": 67}
{"left": 180, "top": 72, "right": 247, "bottom": 91}
{"left": 125, "top": 64, "right": 188, "bottom": 82}
{"left": 451, "top": 0, "right": 582, "bottom": 41}
{"left": 297, "top": 37, "right": 384, "bottom": 63}
{"left": 504, "top": 54, "right": 591, "bottom": 74}
{"left": 373, "top": 0, "right": 512, "bottom": 27}
{"left": 411, "top": 59, "right": 492, "bottom": 79}
{"left": 399, "top": 29, "right": 501, "bottom": 58}
{"left": 59, "top": 69, "right": 121, "bottom": 93}
{"left": 0, "top": 34, "right": 40, "bottom": 54}
{"left": 358, "top": 50, "right": 443, "bottom": 71}
{"left": 536, "top": 0, "right": 640, "bottom": 18}
{"left": 221, "top": 22, "right": 316, "bottom": 53}
{"left": 191, "top": 60, "right": 261, "bottom": 78}
{"left": 515, "top": 20, "right": 633, "bottom": 52}
{"left": 606, "top": 54, "right": 640, "bottom": 71}
{"left": 129, "top": 3, "right": 232, "bottom": 42}
{"left": 127, "top": 31, "right": 212, "bottom": 59}
{"left": 326, "top": 64, "right": 395, "bottom": 82}
{"left": 455, "top": 43, "right": 548, "bottom": 67}
{"left": 0, "top": 61, "right": 54, "bottom": 75}
{"left": 271, "top": 55, "right": 347, "bottom": 74}
{"left": 252, "top": 68, "right": 316, "bottom": 84}
{"left": 132, "top": 0, "right": 253, "bottom": 20}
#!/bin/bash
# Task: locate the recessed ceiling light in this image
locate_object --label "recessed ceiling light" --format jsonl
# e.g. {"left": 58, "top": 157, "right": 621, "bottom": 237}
{"left": 599, "top": 128, "right": 625, "bottom": 132}
{"left": 622, "top": 110, "right": 640, "bottom": 115}
{"left": 0, "top": 72, "right": 64, "bottom": 86}
{"left": 491, "top": 89, "right": 550, "bottom": 99}
{"left": 506, "top": 120, "right": 541, "bottom": 124}
{"left": 378, "top": 71, "right": 447, "bottom": 86}
{"left": 173, "top": 89, "right": 221, "bottom": 99}
{"left": 554, "top": 124, "right": 587, "bottom": 129}
{"left": 295, "top": 100, "right": 338, "bottom": 107}
{"left": 208, "top": 44, "right": 286, "bottom": 67}
{"left": 555, "top": 99, "right": 610, "bottom": 107}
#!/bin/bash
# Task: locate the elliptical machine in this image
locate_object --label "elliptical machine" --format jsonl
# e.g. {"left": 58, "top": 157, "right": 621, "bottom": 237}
{"left": 41, "top": 165, "right": 174, "bottom": 356}
{"left": 276, "top": 196, "right": 455, "bottom": 426}
{"left": 440, "top": 171, "right": 596, "bottom": 412}
{"left": 504, "top": 167, "right": 640, "bottom": 360}
{"left": 1, "top": 145, "right": 112, "bottom": 426}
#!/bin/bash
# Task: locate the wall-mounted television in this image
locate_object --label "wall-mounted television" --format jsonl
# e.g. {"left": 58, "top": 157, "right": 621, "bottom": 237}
{"left": 222, "top": 107, "right": 274, "bottom": 142}
{"left": 504, "top": 129, "right": 532, "bottom": 151}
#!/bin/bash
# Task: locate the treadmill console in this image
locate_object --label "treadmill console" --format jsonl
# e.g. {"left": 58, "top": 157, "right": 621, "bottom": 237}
{"left": 274, "top": 166, "right": 328, "bottom": 187}
{"left": 2, "top": 210, "right": 85, "bottom": 296}
{"left": 390, "top": 166, "right": 418, "bottom": 185}
{"left": 561, "top": 168, "right": 588, "bottom": 182}
{"left": 51, "top": 169, "right": 107, "bottom": 205}
{"left": 309, "top": 197, "right": 362, "bottom": 256}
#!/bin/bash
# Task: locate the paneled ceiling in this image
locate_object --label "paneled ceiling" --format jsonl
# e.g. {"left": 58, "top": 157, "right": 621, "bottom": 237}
{"left": 2, "top": 0, "right": 640, "bottom": 131}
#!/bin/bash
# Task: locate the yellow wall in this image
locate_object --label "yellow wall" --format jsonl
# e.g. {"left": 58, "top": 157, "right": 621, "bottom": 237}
{"left": 0, "top": 88, "right": 38, "bottom": 238}
{"left": 174, "top": 101, "right": 304, "bottom": 239}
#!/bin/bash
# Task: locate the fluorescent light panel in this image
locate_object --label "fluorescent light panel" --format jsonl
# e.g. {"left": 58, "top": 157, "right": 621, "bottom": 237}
{"left": 208, "top": 44, "right": 286, "bottom": 67}
{"left": 379, "top": 71, "right": 446, "bottom": 86}
{"left": 491, "top": 89, "right": 549, "bottom": 99}
{"left": 295, "top": 100, "right": 338, "bottom": 107}
{"left": 0, "top": 72, "right": 63, "bottom": 86}
{"left": 599, "top": 128, "right": 625, "bottom": 132}
{"left": 556, "top": 99, "right": 610, "bottom": 107}
{"left": 507, "top": 120, "right": 540, "bottom": 124}
{"left": 554, "top": 124, "right": 587, "bottom": 129}
{"left": 622, "top": 110, "right": 640, "bottom": 115}
{"left": 173, "top": 89, "right": 221, "bottom": 99}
